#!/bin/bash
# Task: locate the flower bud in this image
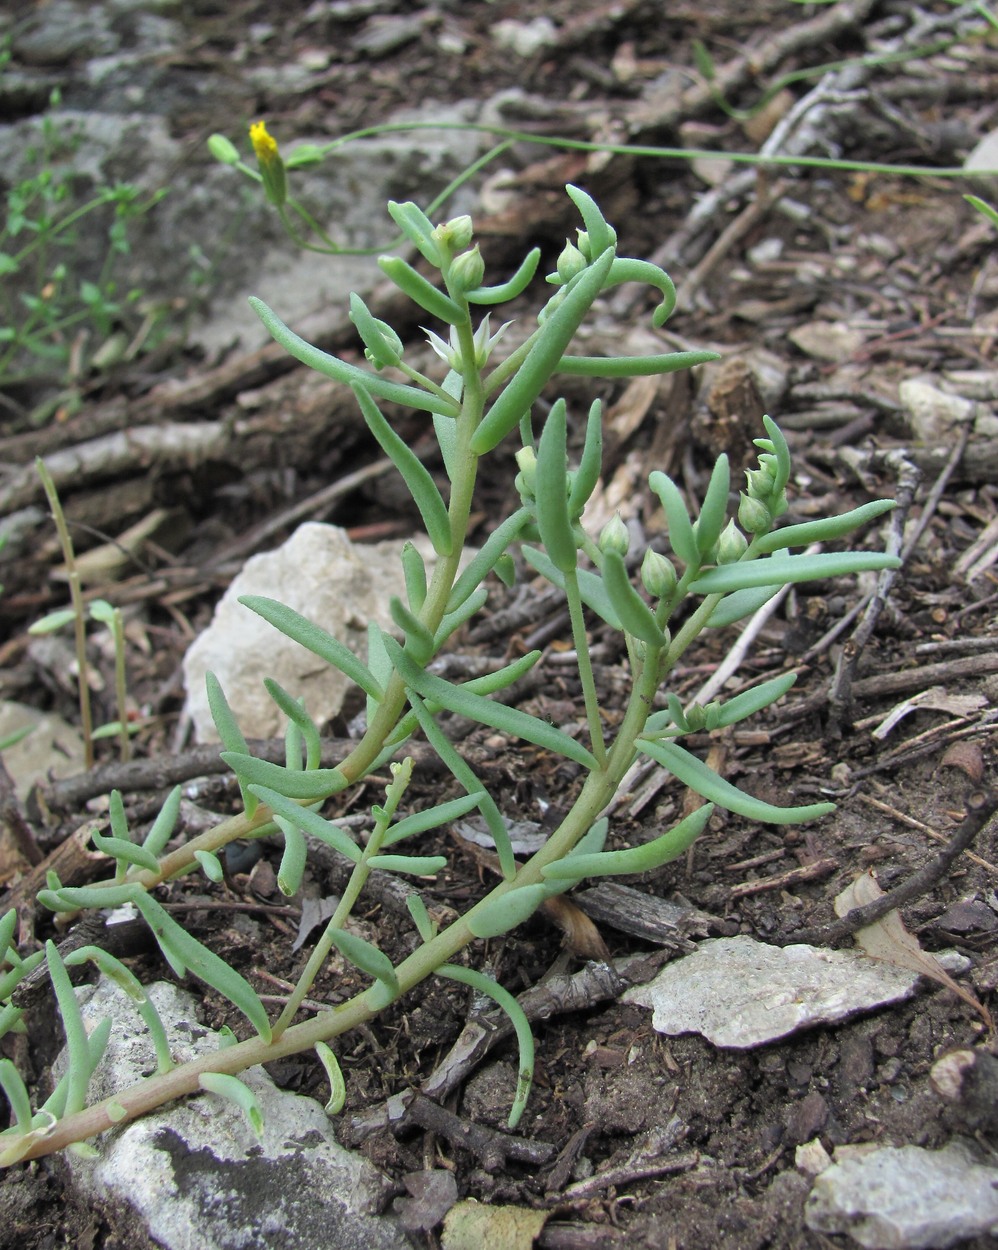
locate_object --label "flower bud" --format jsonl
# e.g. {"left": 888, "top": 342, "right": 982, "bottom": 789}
{"left": 515, "top": 447, "right": 537, "bottom": 499}
{"left": 575, "top": 229, "right": 592, "bottom": 261}
{"left": 556, "top": 240, "right": 587, "bottom": 284}
{"left": 449, "top": 245, "right": 485, "bottom": 293}
{"left": 640, "top": 549, "right": 677, "bottom": 599}
{"left": 738, "top": 493, "right": 772, "bottom": 535}
{"left": 207, "top": 133, "right": 240, "bottom": 166}
{"left": 684, "top": 703, "right": 707, "bottom": 732}
{"left": 433, "top": 214, "right": 474, "bottom": 252}
{"left": 716, "top": 519, "right": 748, "bottom": 564}
{"left": 249, "top": 120, "right": 286, "bottom": 207}
{"left": 744, "top": 467, "right": 774, "bottom": 501}
{"left": 769, "top": 490, "right": 789, "bottom": 519}
{"left": 598, "top": 513, "right": 630, "bottom": 557}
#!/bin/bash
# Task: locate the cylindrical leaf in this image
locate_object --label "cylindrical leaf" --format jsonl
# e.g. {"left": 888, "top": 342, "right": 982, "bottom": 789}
{"left": 377, "top": 256, "right": 464, "bottom": 324}
{"left": 600, "top": 550, "right": 667, "bottom": 647}
{"left": 535, "top": 399, "right": 577, "bottom": 574}
{"left": 353, "top": 384, "right": 453, "bottom": 557}
{"left": 649, "top": 472, "right": 698, "bottom": 567}
{"left": 472, "top": 249, "right": 615, "bottom": 454}
{"left": 467, "top": 884, "right": 548, "bottom": 938}
{"left": 639, "top": 738, "right": 835, "bottom": 824}
{"left": 690, "top": 551, "right": 901, "bottom": 594}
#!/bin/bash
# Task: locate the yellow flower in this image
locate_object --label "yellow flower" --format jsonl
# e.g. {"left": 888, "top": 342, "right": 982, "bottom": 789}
{"left": 249, "top": 120, "right": 286, "bottom": 206}
{"left": 249, "top": 120, "right": 279, "bottom": 164}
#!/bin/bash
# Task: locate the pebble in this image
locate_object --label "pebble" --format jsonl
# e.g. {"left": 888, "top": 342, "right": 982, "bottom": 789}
{"left": 805, "top": 1140, "right": 998, "bottom": 1249}
{"left": 623, "top": 936, "right": 937, "bottom": 1048}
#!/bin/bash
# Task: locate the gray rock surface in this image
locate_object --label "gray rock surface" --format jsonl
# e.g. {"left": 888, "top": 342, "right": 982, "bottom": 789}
{"left": 183, "top": 523, "right": 436, "bottom": 743}
{"left": 804, "top": 1140, "right": 998, "bottom": 1249}
{"left": 62, "top": 977, "right": 410, "bottom": 1250}
{"left": 623, "top": 935, "right": 950, "bottom": 1048}
{"left": 1, "top": 0, "right": 489, "bottom": 355}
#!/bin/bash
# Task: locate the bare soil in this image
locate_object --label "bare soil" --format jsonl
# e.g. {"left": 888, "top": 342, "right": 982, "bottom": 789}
{"left": 1, "top": 2, "right": 997, "bottom": 1248}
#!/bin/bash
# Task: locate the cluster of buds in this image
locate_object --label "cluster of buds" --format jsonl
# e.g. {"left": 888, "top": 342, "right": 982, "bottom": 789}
{"left": 430, "top": 216, "right": 485, "bottom": 294}
{"left": 738, "top": 429, "right": 790, "bottom": 537}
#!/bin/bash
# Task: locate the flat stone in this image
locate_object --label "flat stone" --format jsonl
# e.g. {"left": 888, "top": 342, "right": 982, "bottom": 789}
{"left": 62, "top": 977, "right": 409, "bottom": 1250}
{"left": 804, "top": 1140, "right": 998, "bottom": 1249}
{"left": 623, "top": 935, "right": 927, "bottom": 1048}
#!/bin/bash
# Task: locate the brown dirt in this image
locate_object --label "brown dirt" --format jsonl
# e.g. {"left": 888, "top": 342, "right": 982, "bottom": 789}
{"left": 1, "top": 2, "right": 997, "bottom": 1248}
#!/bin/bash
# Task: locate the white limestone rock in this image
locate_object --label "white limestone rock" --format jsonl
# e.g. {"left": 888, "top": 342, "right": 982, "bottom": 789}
{"left": 804, "top": 1140, "right": 998, "bottom": 1249}
{"left": 183, "top": 523, "right": 436, "bottom": 743}
{"left": 623, "top": 935, "right": 940, "bottom": 1048}
{"left": 61, "top": 977, "right": 409, "bottom": 1250}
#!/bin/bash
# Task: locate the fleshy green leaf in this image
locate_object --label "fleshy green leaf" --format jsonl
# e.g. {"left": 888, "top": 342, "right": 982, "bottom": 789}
{"left": 466, "top": 247, "right": 541, "bottom": 304}
{"left": 437, "top": 964, "right": 534, "bottom": 1129}
{"left": 247, "top": 785, "right": 361, "bottom": 863}
{"left": 385, "top": 637, "right": 598, "bottom": 771}
{"left": 141, "top": 785, "right": 182, "bottom": 857}
{"left": 600, "top": 550, "right": 666, "bottom": 647}
{"left": 315, "top": 1041, "right": 346, "bottom": 1115}
{"left": 472, "top": 249, "right": 615, "bottom": 453}
{"left": 386, "top": 200, "right": 441, "bottom": 266}
{"left": 406, "top": 693, "right": 515, "bottom": 879}
{"left": 566, "top": 184, "right": 617, "bottom": 258}
{"left": 401, "top": 541, "right": 428, "bottom": 614}
{"left": 198, "top": 1073, "right": 264, "bottom": 1140}
{"left": 206, "top": 672, "right": 258, "bottom": 820}
{"left": 695, "top": 454, "right": 731, "bottom": 556}
{"left": 535, "top": 398, "right": 578, "bottom": 574}
{"left": 64, "top": 945, "right": 173, "bottom": 1074}
{"left": 365, "top": 854, "right": 447, "bottom": 875}
{"left": 328, "top": 929, "right": 399, "bottom": 1001}
{"left": 90, "top": 828, "right": 161, "bottom": 874}
{"left": 131, "top": 891, "right": 272, "bottom": 1041}
{"left": 567, "top": 399, "right": 603, "bottom": 518}
{"left": 542, "top": 804, "right": 712, "bottom": 881}
{"left": 754, "top": 500, "right": 895, "bottom": 553}
{"left": 706, "top": 584, "right": 782, "bottom": 628}
{"left": 264, "top": 681, "right": 321, "bottom": 770}
{"left": 467, "top": 884, "right": 548, "bottom": 938}
{"left": 377, "top": 255, "right": 464, "bottom": 324}
{"left": 649, "top": 471, "right": 699, "bottom": 567}
{"left": 447, "top": 507, "right": 532, "bottom": 611}
{"left": 222, "top": 752, "right": 348, "bottom": 802}
{"left": 638, "top": 738, "right": 835, "bottom": 824}
{"left": 556, "top": 348, "right": 718, "bottom": 377}
{"left": 353, "top": 384, "right": 453, "bottom": 556}
{"left": 690, "top": 551, "right": 901, "bottom": 594}
{"left": 250, "top": 297, "right": 458, "bottom": 416}
{"left": 712, "top": 672, "right": 797, "bottom": 727}
{"left": 406, "top": 894, "right": 435, "bottom": 942}
{"left": 383, "top": 790, "right": 487, "bottom": 847}
{"left": 239, "top": 597, "right": 383, "bottom": 701}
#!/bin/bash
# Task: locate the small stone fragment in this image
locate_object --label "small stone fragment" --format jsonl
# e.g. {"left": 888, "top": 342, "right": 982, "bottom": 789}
{"left": 623, "top": 935, "right": 930, "bottom": 1048}
{"left": 788, "top": 320, "right": 865, "bottom": 363}
{"left": 804, "top": 1140, "right": 998, "bottom": 1249}
{"left": 898, "top": 378, "right": 975, "bottom": 442}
